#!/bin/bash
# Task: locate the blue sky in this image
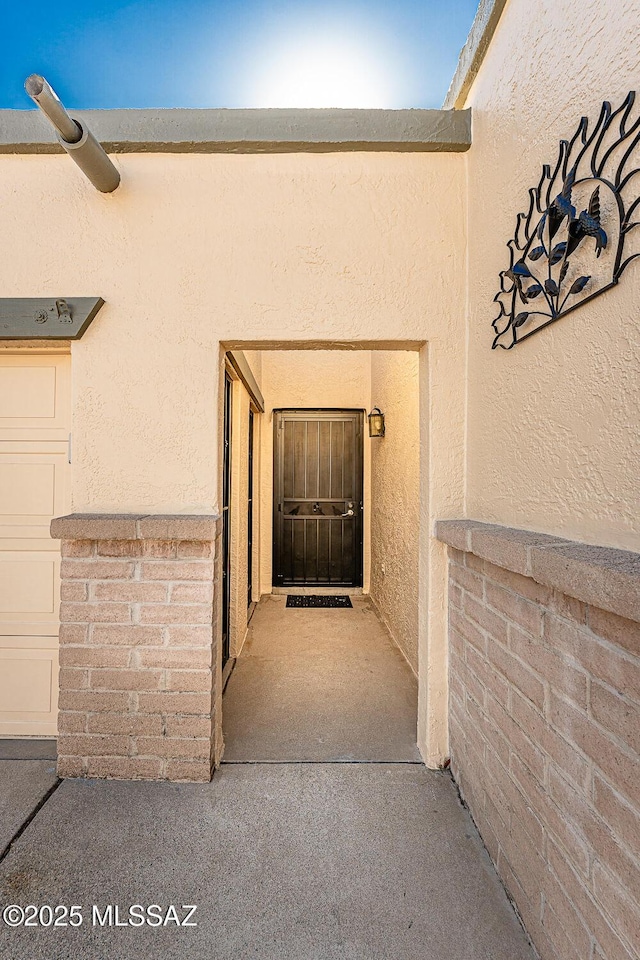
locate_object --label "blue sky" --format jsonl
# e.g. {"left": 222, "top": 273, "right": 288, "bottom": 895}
{"left": 2, "top": 1, "right": 480, "bottom": 110}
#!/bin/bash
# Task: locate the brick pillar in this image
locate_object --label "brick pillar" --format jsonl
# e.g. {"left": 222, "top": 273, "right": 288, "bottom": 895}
{"left": 50, "top": 514, "right": 221, "bottom": 782}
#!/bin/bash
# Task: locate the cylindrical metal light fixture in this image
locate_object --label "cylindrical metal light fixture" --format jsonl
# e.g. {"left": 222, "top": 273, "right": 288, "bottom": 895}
{"left": 368, "top": 407, "right": 385, "bottom": 438}
{"left": 25, "top": 75, "right": 120, "bottom": 193}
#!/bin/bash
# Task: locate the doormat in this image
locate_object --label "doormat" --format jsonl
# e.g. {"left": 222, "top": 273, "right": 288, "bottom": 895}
{"left": 286, "top": 595, "right": 353, "bottom": 608}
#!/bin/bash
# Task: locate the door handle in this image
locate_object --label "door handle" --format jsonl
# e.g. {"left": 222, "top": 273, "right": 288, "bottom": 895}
{"left": 340, "top": 510, "right": 354, "bottom": 517}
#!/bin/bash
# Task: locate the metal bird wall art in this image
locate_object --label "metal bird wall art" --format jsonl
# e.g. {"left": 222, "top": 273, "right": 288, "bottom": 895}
{"left": 492, "top": 93, "right": 640, "bottom": 349}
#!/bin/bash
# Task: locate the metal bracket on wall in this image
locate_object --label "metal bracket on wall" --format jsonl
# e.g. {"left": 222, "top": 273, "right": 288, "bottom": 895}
{"left": 0, "top": 297, "right": 105, "bottom": 339}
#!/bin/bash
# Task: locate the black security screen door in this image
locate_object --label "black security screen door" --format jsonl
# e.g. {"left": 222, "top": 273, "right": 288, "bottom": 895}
{"left": 273, "top": 409, "right": 363, "bottom": 587}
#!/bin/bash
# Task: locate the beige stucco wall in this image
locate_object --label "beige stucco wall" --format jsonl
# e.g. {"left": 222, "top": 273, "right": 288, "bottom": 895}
{"left": 1, "top": 152, "right": 464, "bottom": 518}
{"left": 256, "top": 349, "right": 372, "bottom": 594}
{"left": 369, "top": 352, "right": 420, "bottom": 673}
{"left": 1, "top": 150, "right": 467, "bottom": 765}
{"left": 462, "top": 0, "right": 640, "bottom": 551}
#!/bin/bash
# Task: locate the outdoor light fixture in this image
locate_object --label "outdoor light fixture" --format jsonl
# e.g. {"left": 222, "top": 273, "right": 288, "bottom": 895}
{"left": 25, "top": 75, "right": 120, "bottom": 193}
{"left": 368, "top": 408, "right": 385, "bottom": 437}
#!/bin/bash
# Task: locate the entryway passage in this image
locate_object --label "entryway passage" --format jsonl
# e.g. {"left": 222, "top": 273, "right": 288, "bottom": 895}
{"left": 0, "top": 601, "right": 534, "bottom": 960}
{"left": 223, "top": 596, "right": 420, "bottom": 761}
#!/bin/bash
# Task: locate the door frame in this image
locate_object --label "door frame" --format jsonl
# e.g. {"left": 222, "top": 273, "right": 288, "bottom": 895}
{"left": 247, "top": 406, "right": 255, "bottom": 608}
{"left": 272, "top": 408, "right": 364, "bottom": 588}
{"left": 221, "top": 338, "right": 456, "bottom": 771}
{"left": 221, "top": 370, "right": 233, "bottom": 668}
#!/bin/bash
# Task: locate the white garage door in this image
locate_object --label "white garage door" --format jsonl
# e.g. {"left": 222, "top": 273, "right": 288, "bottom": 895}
{"left": 0, "top": 354, "right": 70, "bottom": 737}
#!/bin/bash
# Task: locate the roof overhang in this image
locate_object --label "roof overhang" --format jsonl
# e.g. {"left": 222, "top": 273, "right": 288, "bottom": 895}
{"left": 0, "top": 107, "right": 471, "bottom": 154}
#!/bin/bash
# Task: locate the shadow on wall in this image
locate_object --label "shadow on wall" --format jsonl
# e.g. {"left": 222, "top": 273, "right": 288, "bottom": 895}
{"left": 369, "top": 351, "right": 420, "bottom": 674}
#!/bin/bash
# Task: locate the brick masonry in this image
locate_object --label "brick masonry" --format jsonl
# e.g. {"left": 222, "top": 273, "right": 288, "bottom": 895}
{"left": 436, "top": 522, "right": 640, "bottom": 960}
{"left": 52, "top": 514, "right": 221, "bottom": 782}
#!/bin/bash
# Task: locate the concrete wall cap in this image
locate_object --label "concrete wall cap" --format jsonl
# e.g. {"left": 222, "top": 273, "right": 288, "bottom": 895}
{"left": 0, "top": 108, "right": 472, "bottom": 155}
{"left": 467, "top": 524, "right": 570, "bottom": 577}
{"left": 51, "top": 514, "right": 142, "bottom": 540}
{"left": 432, "top": 519, "right": 489, "bottom": 552}
{"left": 136, "top": 515, "right": 221, "bottom": 541}
{"left": 51, "top": 513, "right": 221, "bottom": 541}
{"left": 435, "top": 519, "right": 640, "bottom": 623}
{"left": 529, "top": 541, "right": 640, "bottom": 625}
{"left": 443, "top": 0, "right": 509, "bottom": 109}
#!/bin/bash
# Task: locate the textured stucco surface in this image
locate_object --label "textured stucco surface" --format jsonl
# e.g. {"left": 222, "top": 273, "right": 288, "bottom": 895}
{"left": 369, "top": 352, "right": 420, "bottom": 673}
{"left": 0, "top": 151, "right": 464, "bottom": 517}
{"left": 256, "top": 350, "right": 372, "bottom": 594}
{"left": 463, "top": 0, "right": 640, "bottom": 551}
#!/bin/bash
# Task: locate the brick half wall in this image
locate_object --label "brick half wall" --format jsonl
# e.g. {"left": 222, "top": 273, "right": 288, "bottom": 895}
{"left": 51, "top": 514, "right": 221, "bottom": 782}
{"left": 435, "top": 521, "right": 640, "bottom": 960}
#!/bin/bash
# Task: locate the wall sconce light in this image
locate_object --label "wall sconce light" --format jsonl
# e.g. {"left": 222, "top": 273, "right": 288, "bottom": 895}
{"left": 368, "top": 407, "right": 385, "bottom": 438}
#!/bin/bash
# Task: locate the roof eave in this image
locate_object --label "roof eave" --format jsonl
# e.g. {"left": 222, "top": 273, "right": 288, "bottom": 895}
{"left": 0, "top": 107, "right": 471, "bottom": 154}
{"left": 443, "top": 0, "right": 509, "bottom": 110}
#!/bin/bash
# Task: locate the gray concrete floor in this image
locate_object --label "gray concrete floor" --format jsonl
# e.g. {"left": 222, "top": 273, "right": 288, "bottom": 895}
{"left": 0, "top": 766, "right": 534, "bottom": 960}
{"left": 222, "top": 596, "right": 421, "bottom": 762}
{"left": 0, "top": 759, "right": 58, "bottom": 856}
{"left": 0, "top": 598, "right": 535, "bottom": 960}
{"left": 0, "top": 739, "right": 57, "bottom": 761}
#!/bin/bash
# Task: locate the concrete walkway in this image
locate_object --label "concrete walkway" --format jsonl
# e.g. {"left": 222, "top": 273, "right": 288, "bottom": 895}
{"left": 222, "top": 596, "right": 421, "bottom": 762}
{"left": 0, "top": 599, "right": 535, "bottom": 960}
{"left": 0, "top": 740, "right": 57, "bottom": 858}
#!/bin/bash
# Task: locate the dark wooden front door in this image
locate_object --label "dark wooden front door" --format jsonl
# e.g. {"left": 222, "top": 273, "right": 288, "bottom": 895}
{"left": 273, "top": 409, "right": 363, "bottom": 587}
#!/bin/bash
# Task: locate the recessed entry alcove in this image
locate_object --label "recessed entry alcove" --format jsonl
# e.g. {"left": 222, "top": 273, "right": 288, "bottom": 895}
{"left": 218, "top": 341, "right": 425, "bottom": 764}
